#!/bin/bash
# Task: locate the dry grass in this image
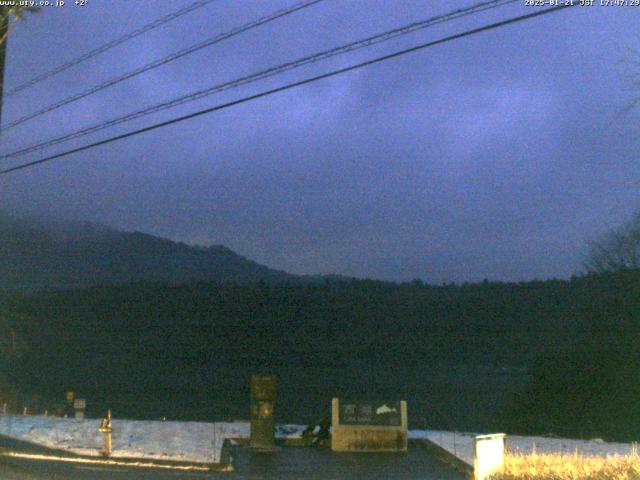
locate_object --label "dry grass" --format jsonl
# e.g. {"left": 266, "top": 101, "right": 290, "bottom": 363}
{"left": 489, "top": 452, "right": 640, "bottom": 480}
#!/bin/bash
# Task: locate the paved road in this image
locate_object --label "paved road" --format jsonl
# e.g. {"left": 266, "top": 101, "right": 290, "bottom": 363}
{"left": 0, "top": 446, "right": 466, "bottom": 479}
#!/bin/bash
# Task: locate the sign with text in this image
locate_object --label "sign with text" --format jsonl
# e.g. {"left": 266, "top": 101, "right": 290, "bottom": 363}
{"left": 339, "top": 401, "right": 401, "bottom": 426}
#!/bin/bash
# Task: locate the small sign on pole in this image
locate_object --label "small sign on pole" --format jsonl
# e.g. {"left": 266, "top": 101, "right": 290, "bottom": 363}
{"left": 73, "top": 398, "right": 86, "bottom": 419}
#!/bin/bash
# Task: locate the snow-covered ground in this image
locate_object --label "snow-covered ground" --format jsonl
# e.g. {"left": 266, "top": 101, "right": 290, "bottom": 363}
{"left": 0, "top": 415, "right": 235, "bottom": 463}
{"left": 3, "top": 416, "right": 630, "bottom": 469}
{"left": 0, "top": 416, "right": 308, "bottom": 465}
{"left": 409, "top": 430, "right": 637, "bottom": 467}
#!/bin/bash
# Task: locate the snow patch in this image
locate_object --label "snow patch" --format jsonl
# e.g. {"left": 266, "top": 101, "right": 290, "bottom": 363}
{"left": 409, "top": 429, "right": 637, "bottom": 467}
{"left": 0, "top": 416, "right": 309, "bottom": 464}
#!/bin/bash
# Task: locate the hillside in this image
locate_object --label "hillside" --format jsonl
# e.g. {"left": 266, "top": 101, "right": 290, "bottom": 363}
{"left": 0, "top": 277, "right": 577, "bottom": 430}
{"left": 3, "top": 212, "right": 639, "bottom": 439}
{"left": 0, "top": 212, "right": 297, "bottom": 289}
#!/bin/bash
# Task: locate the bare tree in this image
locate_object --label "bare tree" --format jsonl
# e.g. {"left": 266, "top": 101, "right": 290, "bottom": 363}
{"left": 0, "top": 6, "right": 38, "bottom": 45}
{"left": 585, "top": 211, "right": 640, "bottom": 273}
{"left": 627, "top": 37, "right": 640, "bottom": 111}
{"left": 0, "top": 6, "right": 38, "bottom": 124}
{"left": 587, "top": 42, "right": 640, "bottom": 272}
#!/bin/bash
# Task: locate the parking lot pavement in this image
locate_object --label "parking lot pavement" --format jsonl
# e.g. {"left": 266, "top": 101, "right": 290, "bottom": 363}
{"left": 0, "top": 445, "right": 466, "bottom": 480}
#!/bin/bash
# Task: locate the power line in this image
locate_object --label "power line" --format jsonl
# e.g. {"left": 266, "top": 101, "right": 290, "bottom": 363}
{"left": 3, "top": 0, "right": 221, "bottom": 99}
{"left": 0, "top": 0, "right": 325, "bottom": 132}
{"left": 0, "top": 0, "right": 519, "bottom": 162}
{"left": 0, "top": 4, "right": 578, "bottom": 177}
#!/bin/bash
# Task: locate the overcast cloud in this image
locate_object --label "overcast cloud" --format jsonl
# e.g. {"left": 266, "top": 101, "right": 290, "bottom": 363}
{"left": 1, "top": 0, "right": 638, "bottom": 282}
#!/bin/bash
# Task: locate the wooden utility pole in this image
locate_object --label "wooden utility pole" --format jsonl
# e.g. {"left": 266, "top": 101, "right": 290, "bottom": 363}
{"left": 0, "top": 9, "right": 8, "bottom": 127}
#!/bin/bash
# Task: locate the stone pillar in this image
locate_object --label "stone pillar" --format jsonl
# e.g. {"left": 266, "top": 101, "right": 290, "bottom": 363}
{"left": 249, "top": 374, "right": 276, "bottom": 451}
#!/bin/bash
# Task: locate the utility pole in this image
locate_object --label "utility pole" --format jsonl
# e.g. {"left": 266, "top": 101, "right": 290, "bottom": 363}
{"left": 0, "top": 9, "right": 8, "bottom": 127}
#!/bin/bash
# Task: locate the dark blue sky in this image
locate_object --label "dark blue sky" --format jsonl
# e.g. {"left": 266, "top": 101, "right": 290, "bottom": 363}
{"left": 1, "top": 0, "right": 638, "bottom": 282}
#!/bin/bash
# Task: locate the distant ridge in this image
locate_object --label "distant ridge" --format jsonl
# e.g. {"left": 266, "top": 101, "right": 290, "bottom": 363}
{"left": 0, "top": 212, "right": 300, "bottom": 290}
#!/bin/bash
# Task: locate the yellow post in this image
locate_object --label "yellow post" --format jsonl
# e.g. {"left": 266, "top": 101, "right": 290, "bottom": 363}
{"left": 105, "top": 411, "right": 112, "bottom": 457}
{"left": 99, "top": 409, "right": 113, "bottom": 457}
